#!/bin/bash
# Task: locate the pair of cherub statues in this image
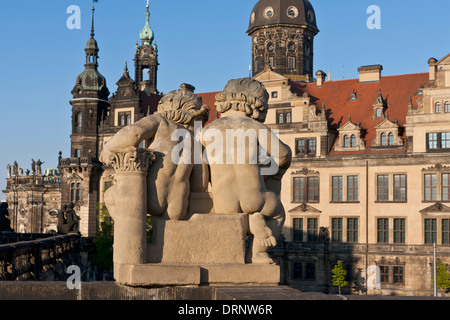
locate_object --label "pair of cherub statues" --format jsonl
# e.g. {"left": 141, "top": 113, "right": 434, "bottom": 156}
{"left": 100, "top": 78, "right": 291, "bottom": 264}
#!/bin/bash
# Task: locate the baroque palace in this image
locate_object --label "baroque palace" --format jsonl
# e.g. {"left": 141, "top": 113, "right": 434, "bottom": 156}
{"left": 4, "top": 0, "right": 450, "bottom": 295}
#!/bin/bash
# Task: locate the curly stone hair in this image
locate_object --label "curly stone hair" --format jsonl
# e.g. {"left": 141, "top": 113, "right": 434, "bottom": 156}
{"left": 156, "top": 88, "right": 210, "bottom": 125}
{"left": 215, "top": 78, "right": 269, "bottom": 123}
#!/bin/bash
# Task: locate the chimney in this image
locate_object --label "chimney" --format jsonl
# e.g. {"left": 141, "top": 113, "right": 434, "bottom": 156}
{"left": 428, "top": 57, "right": 437, "bottom": 81}
{"left": 316, "top": 70, "right": 326, "bottom": 87}
{"left": 358, "top": 64, "right": 383, "bottom": 83}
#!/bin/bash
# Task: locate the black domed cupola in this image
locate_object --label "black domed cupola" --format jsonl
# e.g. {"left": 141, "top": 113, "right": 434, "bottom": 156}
{"left": 247, "top": 0, "right": 319, "bottom": 81}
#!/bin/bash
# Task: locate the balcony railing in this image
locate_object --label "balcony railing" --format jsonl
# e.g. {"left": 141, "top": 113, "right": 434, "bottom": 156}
{"left": 0, "top": 234, "right": 81, "bottom": 281}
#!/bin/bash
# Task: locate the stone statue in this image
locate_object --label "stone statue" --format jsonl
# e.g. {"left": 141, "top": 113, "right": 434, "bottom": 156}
{"left": 12, "top": 161, "right": 18, "bottom": 176}
{"left": 202, "top": 78, "right": 292, "bottom": 264}
{"left": 6, "top": 164, "right": 11, "bottom": 179}
{"left": 0, "top": 203, "right": 13, "bottom": 232}
{"left": 19, "top": 168, "right": 23, "bottom": 176}
{"left": 36, "top": 160, "right": 44, "bottom": 175}
{"left": 31, "top": 159, "right": 36, "bottom": 175}
{"left": 100, "top": 86, "right": 210, "bottom": 222}
{"left": 57, "top": 203, "right": 79, "bottom": 234}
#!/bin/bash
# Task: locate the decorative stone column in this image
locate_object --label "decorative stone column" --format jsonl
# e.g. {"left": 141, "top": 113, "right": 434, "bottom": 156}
{"left": 106, "top": 148, "right": 154, "bottom": 267}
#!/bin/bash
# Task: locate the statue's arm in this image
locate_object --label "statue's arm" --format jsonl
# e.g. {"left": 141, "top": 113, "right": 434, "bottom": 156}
{"left": 100, "top": 116, "right": 160, "bottom": 163}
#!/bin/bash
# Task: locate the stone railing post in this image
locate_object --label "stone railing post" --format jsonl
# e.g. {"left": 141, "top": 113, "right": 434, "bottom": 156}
{"left": 106, "top": 148, "right": 154, "bottom": 267}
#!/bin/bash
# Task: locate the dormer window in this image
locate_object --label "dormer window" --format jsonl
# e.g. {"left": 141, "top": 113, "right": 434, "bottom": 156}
{"left": 375, "top": 108, "right": 382, "bottom": 118}
{"left": 334, "top": 118, "right": 365, "bottom": 152}
{"left": 373, "top": 119, "right": 403, "bottom": 148}
{"left": 381, "top": 133, "right": 387, "bottom": 146}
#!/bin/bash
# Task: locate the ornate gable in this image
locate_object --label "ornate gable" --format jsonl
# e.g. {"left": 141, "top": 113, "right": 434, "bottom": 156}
{"left": 372, "top": 118, "right": 403, "bottom": 148}
{"left": 334, "top": 117, "right": 365, "bottom": 152}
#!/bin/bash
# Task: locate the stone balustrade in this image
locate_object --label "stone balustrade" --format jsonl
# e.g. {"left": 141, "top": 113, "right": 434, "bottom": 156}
{"left": 0, "top": 234, "right": 81, "bottom": 281}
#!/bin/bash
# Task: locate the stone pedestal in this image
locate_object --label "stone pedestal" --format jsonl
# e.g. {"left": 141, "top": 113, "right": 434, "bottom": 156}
{"left": 149, "top": 213, "right": 248, "bottom": 265}
{"left": 115, "top": 213, "right": 281, "bottom": 287}
{"left": 115, "top": 263, "right": 280, "bottom": 287}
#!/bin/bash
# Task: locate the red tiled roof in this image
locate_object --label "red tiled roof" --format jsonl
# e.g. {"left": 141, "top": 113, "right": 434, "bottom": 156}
{"left": 197, "top": 72, "right": 429, "bottom": 155}
{"left": 198, "top": 91, "right": 221, "bottom": 125}
{"left": 291, "top": 72, "right": 429, "bottom": 155}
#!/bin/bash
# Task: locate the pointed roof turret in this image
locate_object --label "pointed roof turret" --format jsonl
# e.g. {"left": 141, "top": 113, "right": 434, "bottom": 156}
{"left": 140, "top": 1, "right": 154, "bottom": 46}
{"left": 72, "top": 2, "right": 109, "bottom": 98}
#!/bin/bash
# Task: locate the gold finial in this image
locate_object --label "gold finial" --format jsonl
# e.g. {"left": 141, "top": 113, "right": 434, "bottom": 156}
{"left": 146, "top": 0, "right": 150, "bottom": 9}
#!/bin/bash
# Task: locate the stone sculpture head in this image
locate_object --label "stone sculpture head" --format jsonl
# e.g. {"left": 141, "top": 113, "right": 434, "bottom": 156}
{"left": 214, "top": 77, "right": 269, "bottom": 123}
{"left": 67, "top": 203, "right": 75, "bottom": 210}
{"left": 156, "top": 88, "right": 210, "bottom": 126}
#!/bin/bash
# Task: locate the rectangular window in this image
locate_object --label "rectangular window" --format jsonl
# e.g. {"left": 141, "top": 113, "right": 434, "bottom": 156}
{"left": 307, "top": 218, "right": 318, "bottom": 242}
{"left": 296, "top": 138, "right": 316, "bottom": 156}
{"left": 425, "top": 218, "right": 437, "bottom": 244}
{"left": 292, "top": 262, "right": 302, "bottom": 280}
{"left": 380, "top": 266, "right": 389, "bottom": 283}
{"left": 377, "top": 175, "right": 389, "bottom": 201}
{"left": 393, "top": 266, "right": 404, "bottom": 284}
{"left": 442, "top": 132, "right": 450, "bottom": 149}
{"left": 347, "top": 176, "right": 359, "bottom": 201}
{"left": 293, "top": 218, "right": 303, "bottom": 242}
{"left": 377, "top": 218, "right": 389, "bottom": 243}
{"left": 428, "top": 133, "right": 438, "bottom": 149}
{"left": 442, "top": 174, "right": 450, "bottom": 201}
{"left": 305, "top": 263, "right": 316, "bottom": 280}
{"left": 308, "top": 139, "right": 317, "bottom": 155}
{"left": 307, "top": 177, "right": 319, "bottom": 202}
{"left": 443, "top": 219, "right": 450, "bottom": 245}
{"left": 393, "top": 174, "right": 407, "bottom": 201}
{"left": 394, "top": 218, "right": 406, "bottom": 244}
{"left": 288, "top": 57, "right": 295, "bottom": 69}
{"left": 427, "top": 132, "right": 450, "bottom": 150}
{"left": 331, "top": 218, "right": 343, "bottom": 242}
{"left": 332, "top": 176, "right": 343, "bottom": 202}
{"left": 293, "top": 177, "right": 305, "bottom": 202}
{"left": 347, "top": 218, "right": 359, "bottom": 243}
{"left": 424, "top": 174, "right": 437, "bottom": 201}
{"left": 70, "top": 182, "right": 81, "bottom": 203}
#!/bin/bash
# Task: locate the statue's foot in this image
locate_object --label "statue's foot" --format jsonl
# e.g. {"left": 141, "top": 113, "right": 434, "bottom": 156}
{"left": 249, "top": 212, "right": 277, "bottom": 248}
{"left": 258, "top": 235, "right": 277, "bottom": 247}
{"left": 252, "top": 251, "right": 275, "bottom": 265}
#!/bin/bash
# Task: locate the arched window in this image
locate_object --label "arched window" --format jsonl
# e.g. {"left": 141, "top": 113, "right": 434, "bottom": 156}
{"left": 75, "top": 112, "right": 82, "bottom": 133}
{"left": 343, "top": 135, "right": 349, "bottom": 148}
{"left": 278, "top": 113, "right": 284, "bottom": 124}
{"left": 436, "top": 102, "right": 442, "bottom": 114}
{"left": 381, "top": 133, "right": 387, "bottom": 146}
{"left": 286, "top": 112, "right": 291, "bottom": 124}
{"left": 351, "top": 135, "right": 357, "bottom": 147}
{"left": 388, "top": 132, "right": 394, "bottom": 146}
{"left": 445, "top": 102, "right": 450, "bottom": 113}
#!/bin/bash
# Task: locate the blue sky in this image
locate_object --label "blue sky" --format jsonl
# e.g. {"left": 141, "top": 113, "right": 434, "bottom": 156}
{"left": 1, "top": 0, "right": 450, "bottom": 200}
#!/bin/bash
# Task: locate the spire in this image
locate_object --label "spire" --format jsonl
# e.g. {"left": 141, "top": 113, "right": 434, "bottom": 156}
{"left": 140, "top": 0, "right": 154, "bottom": 46}
{"left": 90, "top": 4, "right": 95, "bottom": 38}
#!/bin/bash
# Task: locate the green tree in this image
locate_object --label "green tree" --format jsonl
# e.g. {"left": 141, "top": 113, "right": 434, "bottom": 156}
{"left": 435, "top": 260, "right": 450, "bottom": 292}
{"left": 91, "top": 203, "right": 114, "bottom": 273}
{"left": 332, "top": 260, "right": 349, "bottom": 295}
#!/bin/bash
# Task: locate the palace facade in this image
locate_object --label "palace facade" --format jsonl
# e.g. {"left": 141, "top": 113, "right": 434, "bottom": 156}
{"left": 3, "top": 0, "right": 450, "bottom": 296}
